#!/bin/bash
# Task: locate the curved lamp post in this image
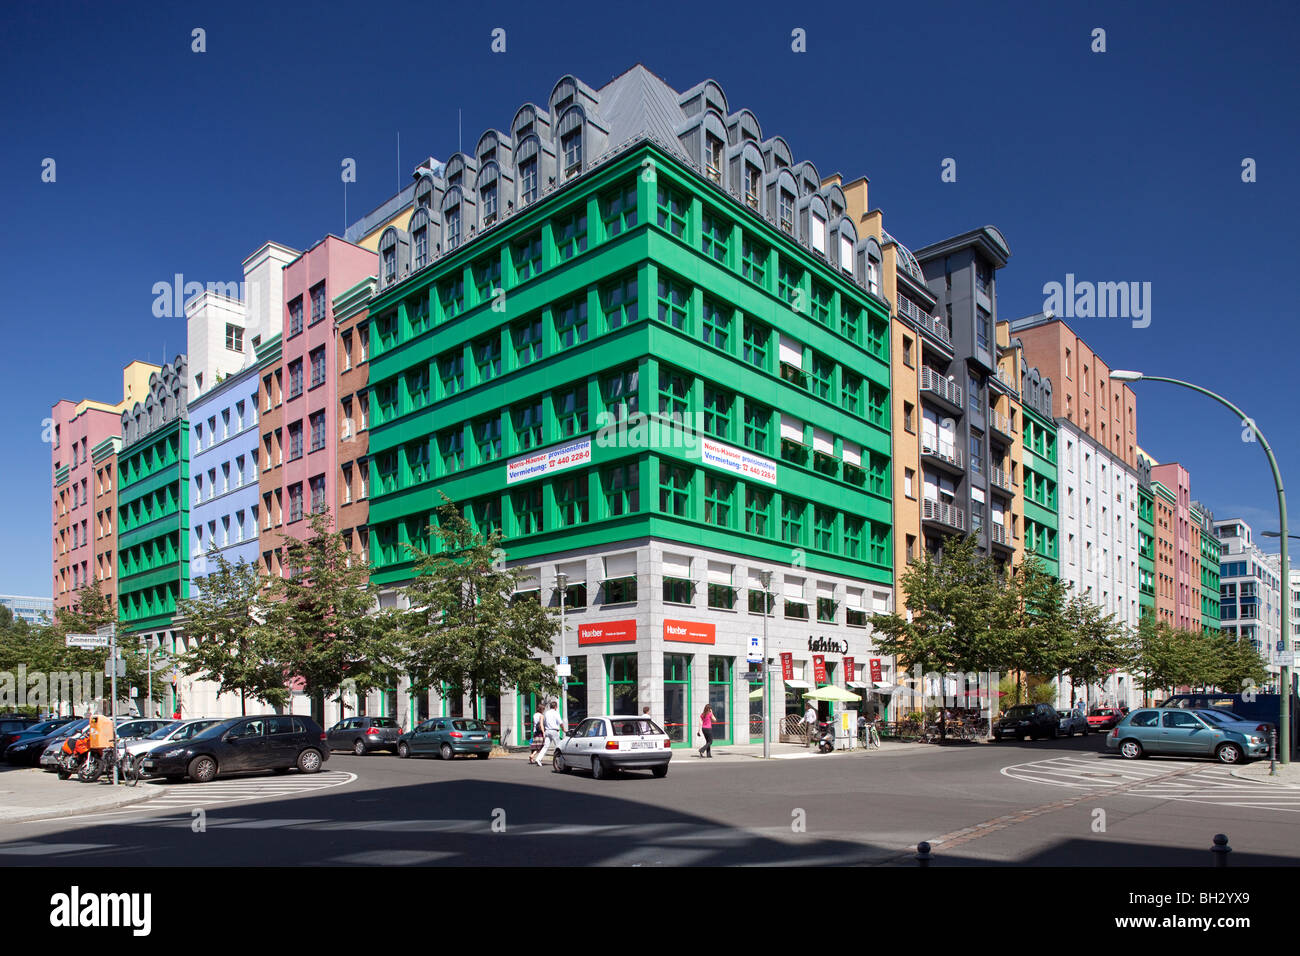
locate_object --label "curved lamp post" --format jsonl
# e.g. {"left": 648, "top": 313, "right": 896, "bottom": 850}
{"left": 1111, "top": 370, "right": 1290, "bottom": 764}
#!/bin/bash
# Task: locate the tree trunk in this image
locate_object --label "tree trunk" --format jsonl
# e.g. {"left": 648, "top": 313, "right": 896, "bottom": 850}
{"left": 240, "top": 688, "right": 246, "bottom": 716}
{"left": 312, "top": 689, "right": 325, "bottom": 727}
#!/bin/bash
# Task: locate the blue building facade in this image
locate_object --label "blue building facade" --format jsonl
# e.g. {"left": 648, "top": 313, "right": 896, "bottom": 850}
{"left": 0, "top": 594, "right": 54, "bottom": 625}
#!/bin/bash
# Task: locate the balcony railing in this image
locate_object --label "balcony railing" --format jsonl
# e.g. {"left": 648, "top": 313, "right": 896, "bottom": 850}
{"left": 989, "top": 409, "right": 1013, "bottom": 436}
{"left": 991, "top": 467, "right": 1015, "bottom": 493}
{"left": 920, "top": 367, "right": 963, "bottom": 407}
{"left": 990, "top": 523, "right": 1009, "bottom": 546}
{"left": 920, "top": 438, "right": 963, "bottom": 470}
{"left": 922, "top": 498, "right": 966, "bottom": 531}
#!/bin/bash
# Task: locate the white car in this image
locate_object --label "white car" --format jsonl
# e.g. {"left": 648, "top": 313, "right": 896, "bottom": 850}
{"left": 552, "top": 715, "right": 672, "bottom": 779}
{"left": 126, "top": 718, "right": 225, "bottom": 757}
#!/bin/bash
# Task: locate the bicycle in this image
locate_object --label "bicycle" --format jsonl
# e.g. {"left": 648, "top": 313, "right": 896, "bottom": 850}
{"left": 77, "top": 737, "right": 141, "bottom": 786}
{"left": 859, "top": 721, "right": 882, "bottom": 750}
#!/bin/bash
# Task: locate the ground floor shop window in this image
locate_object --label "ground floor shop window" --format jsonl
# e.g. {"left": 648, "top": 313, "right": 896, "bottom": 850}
{"left": 708, "top": 655, "right": 733, "bottom": 745}
{"left": 410, "top": 687, "right": 429, "bottom": 727}
{"left": 749, "top": 680, "right": 765, "bottom": 742}
{"left": 383, "top": 688, "right": 398, "bottom": 718}
{"left": 663, "top": 653, "right": 691, "bottom": 745}
{"left": 606, "top": 653, "right": 638, "bottom": 714}
{"left": 441, "top": 682, "right": 463, "bottom": 718}
{"left": 565, "top": 656, "right": 587, "bottom": 731}
{"left": 477, "top": 693, "right": 501, "bottom": 743}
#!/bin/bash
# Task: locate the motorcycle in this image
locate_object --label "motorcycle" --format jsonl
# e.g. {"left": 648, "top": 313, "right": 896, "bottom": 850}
{"left": 56, "top": 732, "right": 93, "bottom": 780}
{"left": 814, "top": 721, "right": 835, "bottom": 754}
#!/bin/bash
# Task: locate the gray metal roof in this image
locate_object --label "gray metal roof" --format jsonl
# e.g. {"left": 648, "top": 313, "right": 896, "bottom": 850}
{"left": 596, "top": 64, "right": 691, "bottom": 162}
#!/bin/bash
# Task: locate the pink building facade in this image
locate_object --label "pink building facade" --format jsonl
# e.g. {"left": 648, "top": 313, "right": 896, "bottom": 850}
{"left": 275, "top": 236, "right": 377, "bottom": 555}
{"left": 1151, "top": 461, "right": 1194, "bottom": 630}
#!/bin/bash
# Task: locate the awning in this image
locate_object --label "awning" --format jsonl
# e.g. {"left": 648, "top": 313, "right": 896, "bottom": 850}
{"left": 847, "top": 681, "right": 868, "bottom": 689}
{"left": 784, "top": 679, "right": 812, "bottom": 689}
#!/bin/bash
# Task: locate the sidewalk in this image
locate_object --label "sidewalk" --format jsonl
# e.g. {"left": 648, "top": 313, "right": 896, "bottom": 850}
{"left": 493, "top": 739, "right": 935, "bottom": 761}
{"left": 1229, "top": 760, "right": 1300, "bottom": 787}
{"left": 0, "top": 766, "right": 159, "bottom": 824}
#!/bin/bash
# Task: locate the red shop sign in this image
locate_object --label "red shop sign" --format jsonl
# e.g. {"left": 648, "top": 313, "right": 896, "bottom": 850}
{"left": 663, "top": 619, "right": 715, "bottom": 644}
{"left": 780, "top": 652, "right": 794, "bottom": 681}
{"left": 843, "top": 656, "right": 855, "bottom": 683}
{"left": 577, "top": 619, "right": 638, "bottom": 645}
{"left": 869, "top": 658, "right": 883, "bottom": 682}
{"left": 813, "top": 654, "right": 828, "bottom": 685}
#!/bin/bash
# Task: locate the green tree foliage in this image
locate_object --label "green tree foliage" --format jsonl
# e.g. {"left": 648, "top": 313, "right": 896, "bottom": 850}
{"left": 393, "top": 498, "right": 559, "bottom": 719}
{"left": 1058, "top": 594, "right": 1134, "bottom": 701}
{"left": 175, "top": 550, "right": 289, "bottom": 714}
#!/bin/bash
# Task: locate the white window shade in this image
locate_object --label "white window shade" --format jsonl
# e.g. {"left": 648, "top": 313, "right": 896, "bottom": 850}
{"left": 516, "top": 570, "right": 539, "bottom": 591}
{"left": 604, "top": 553, "right": 637, "bottom": 579}
{"left": 872, "top": 591, "right": 890, "bottom": 613}
{"left": 842, "top": 440, "right": 861, "bottom": 466}
{"left": 840, "top": 235, "right": 854, "bottom": 273}
{"left": 784, "top": 577, "right": 806, "bottom": 601}
{"left": 779, "top": 335, "right": 802, "bottom": 368}
{"left": 780, "top": 414, "right": 804, "bottom": 442}
{"left": 812, "top": 429, "right": 834, "bottom": 455}
{"left": 747, "top": 572, "right": 768, "bottom": 592}
{"left": 557, "top": 560, "right": 586, "bottom": 583}
{"left": 662, "top": 552, "right": 692, "bottom": 579}
{"left": 971, "top": 486, "right": 986, "bottom": 504}
{"left": 708, "top": 561, "right": 733, "bottom": 586}
{"left": 817, "top": 581, "right": 834, "bottom": 600}
{"left": 811, "top": 213, "right": 826, "bottom": 253}
{"left": 846, "top": 586, "right": 865, "bottom": 610}
{"left": 992, "top": 501, "right": 1005, "bottom": 522}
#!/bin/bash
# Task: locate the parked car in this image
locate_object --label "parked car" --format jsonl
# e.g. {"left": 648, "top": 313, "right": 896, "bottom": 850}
{"left": 551, "top": 715, "right": 672, "bottom": 779}
{"left": 326, "top": 715, "right": 403, "bottom": 755}
{"left": 125, "top": 718, "right": 225, "bottom": 758}
{"left": 993, "top": 704, "right": 1060, "bottom": 741}
{"left": 4, "top": 718, "right": 89, "bottom": 767}
{"left": 1107, "top": 708, "right": 1268, "bottom": 764}
{"left": 113, "top": 718, "right": 174, "bottom": 741}
{"left": 396, "top": 717, "right": 492, "bottom": 760}
{"left": 140, "top": 714, "right": 329, "bottom": 782}
{"left": 0, "top": 716, "right": 74, "bottom": 752}
{"left": 1056, "top": 710, "right": 1089, "bottom": 737}
{"left": 1087, "top": 708, "right": 1124, "bottom": 733}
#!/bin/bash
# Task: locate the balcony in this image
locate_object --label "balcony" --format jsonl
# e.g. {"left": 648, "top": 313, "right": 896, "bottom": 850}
{"left": 991, "top": 467, "right": 1015, "bottom": 494}
{"left": 922, "top": 498, "right": 966, "bottom": 532}
{"left": 920, "top": 367, "right": 963, "bottom": 413}
{"left": 990, "top": 523, "right": 1011, "bottom": 548}
{"left": 989, "top": 409, "right": 1013, "bottom": 439}
{"left": 920, "top": 438, "right": 964, "bottom": 474}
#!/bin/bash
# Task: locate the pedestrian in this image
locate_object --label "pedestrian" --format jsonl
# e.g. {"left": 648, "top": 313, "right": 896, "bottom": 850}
{"left": 804, "top": 700, "right": 818, "bottom": 748}
{"left": 528, "top": 701, "right": 545, "bottom": 765}
{"left": 698, "top": 705, "right": 718, "bottom": 757}
{"left": 535, "top": 699, "right": 563, "bottom": 767}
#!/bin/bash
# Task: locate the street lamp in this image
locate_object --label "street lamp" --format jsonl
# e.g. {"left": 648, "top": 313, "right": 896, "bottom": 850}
{"left": 556, "top": 571, "right": 568, "bottom": 732}
{"left": 1111, "top": 370, "right": 1290, "bottom": 764}
{"left": 1262, "top": 532, "right": 1300, "bottom": 541}
{"left": 759, "top": 569, "right": 772, "bottom": 759}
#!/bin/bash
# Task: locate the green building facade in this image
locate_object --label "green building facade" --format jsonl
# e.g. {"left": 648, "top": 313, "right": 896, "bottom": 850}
{"left": 1019, "top": 376, "right": 1059, "bottom": 578}
{"left": 1138, "top": 479, "right": 1156, "bottom": 621}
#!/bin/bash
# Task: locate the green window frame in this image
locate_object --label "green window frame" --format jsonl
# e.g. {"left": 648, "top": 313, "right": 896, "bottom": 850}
{"left": 555, "top": 383, "right": 589, "bottom": 438}
{"left": 742, "top": 318, "right": 769, "bottom": 370}
{"left": 867, "top": 383, "right": 888, "bottom": 427}
{"left": 512, "top": 316, "right": 543, "bottom": 367}
{"left": 512, "top": 401, "right": 543, "bottom": 450}
{"left": 817, "top": 596, "right": 837, "bottom": 624}
{"left": 474, "top": 334, "right": 501, "bottom": 383}
{"left": 814, "top": 507, "right": 835, "bottom": 551}
{"left": 868, "top": 452, "right": 888, "bottom": 497}
{"left": 437, "top": 427, "right": 464, "bottom": 473}
{"left": 702, "top": 386, "right": 731, "bottom": 440}
{"left": 809, "top": 352, "right": 833, "bottom": 399}
{"left": 554, "top": 209, "right": 588, "bottom": 260}
{"left": 473, "top": 256, "right": 502, "bottom": 304}
{"left": 375, "top": 451, "right": 399, "bottom": 495}
{"left": 472, "top": 496, "right": 501, "bottom": 537}
{"left": 513, "top": 232, "right": 543, "bottom": 282}
{"left": 555, "top": 297, "right": 590, "bottom": 349}
{"left": 704, "top": 475, "right": 734, "bottom": 527}
{"left": 375, "top": 380, "right": 399, "bottom": 423}
{"left": 701, "top": 298, "right": 730, "bottom": 351}
{"left": 842, "top": 373, "right": 862, "bottom": 416}
{"left": 406, "top": 439, "right": 431, "bottom": 485}
{"left": 744, "top": 487, "right": 770, "bottom": 536}
{"left": 656, "top": 274, "right": 689, "bottom": 331}
{"left": 406, "top": 364, "right": 430, "bottom": 410}
{"left": 741, "top": 237, "right": 767, "bottom": 286}
{"left": 601, "top": 274, "right": 639, "bottom": 330}
{"left": 844, "top": 517, "right": 863, "bottom": 558}
{"left": 840, "top": 306, "right": 859, "bottom": 342}
{"left": 602, "top": 182, "right": 638, "bottom": 237}
{"left": 663, "top": 653, "right": 691, "bottom": 745}
{"left": 437, "top": 350, "right": 464, "bottom": 398}
{"left": 603, "top": 576, "right": 637, "bottom": 604}
{"left": 659, "top": 462, "right": 691, "bottom": 517}
{"left": 438, "top": 275, "right": 464, "bottom": 321}
{"left": 743, "top": 402, "right": 770, "bottom": 453}
{"left": 407, "top": 295, "right": 432, "bottom": 337}
{"left": 663, "top": 575, "right": 693, "bottom": 604}
{"left": 781, "top": 497, "right": 805, "bottom": 545}
{"left": 866, "top": 314, "right": 889, "bottom": 360}
{"left": 655, "top": 184, "right": 687, "bottom": 238}
{"left": 606, "top": 654, "right": 639, "bottom": 714}
{"left": 376, "top": 311, "right": 399, "bottom": 352}
{"left": 512, "top": 486, "right": 543, "bottom": 535}
{"left": 809, "top": 282, "right": 831, "bottom": 325}
{"left": 701, "top": 211, "right": 729, "bottom": 263}
{"left": 706, "top": 656, "right": 733, "bottom": 745}
{"left": 776, "top": 259, "right": 798, "bottom": 305}
{"left": 601, "top": 367, "right": 639, "bottom": 421}
{"left": 602, "top": 463, "right": 640, "bottom": 516}
{"left": 474, "top": 416, "right": 502, "bottom": 463}
{"left": 555, "top": 474, "right": 589, "bottom": 527}
{"left": 708, "top": 582, "right": 736, "bottom": 610}
{"left": 658, "top": 367, "right": 690, "bottom": 420}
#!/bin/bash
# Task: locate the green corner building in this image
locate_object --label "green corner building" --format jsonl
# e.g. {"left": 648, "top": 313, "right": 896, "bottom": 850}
{"left": 356, "top": 67, "right": 896, "bottom": 748}
{"left": 1192, "top": 502, "right": 1221, "bottom": 634}
{"left": 1137, "top": 466, "right": 1156, "bottom": 621}
{"left": 116, "top": 356, "right": 190, "bottom": 663}
{"left": 1018, "top": 368, "right": 1058, "bottom": 578}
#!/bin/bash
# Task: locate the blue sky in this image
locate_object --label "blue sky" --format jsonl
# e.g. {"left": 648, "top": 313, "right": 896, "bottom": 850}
{"left": 3, "top": 0, "right": 1297, "bottom": 595}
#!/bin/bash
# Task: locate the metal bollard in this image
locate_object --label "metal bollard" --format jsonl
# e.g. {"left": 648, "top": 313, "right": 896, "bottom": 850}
{"left": 1270, "top": 729, "right": 1277, "bottom": 776}
{"left": 1211, "top": 833, "right": 1231, "bottom": 868}
{"left": 916, "top": 841, "right": 932, "bottom": 867}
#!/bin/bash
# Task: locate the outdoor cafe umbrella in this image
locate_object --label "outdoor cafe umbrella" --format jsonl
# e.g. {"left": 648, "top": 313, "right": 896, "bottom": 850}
{"left": 802, "top": 685, "right": 863, "bottom": 702}
{"left": 748, "top": 687, "right": 764, "bottom": 699}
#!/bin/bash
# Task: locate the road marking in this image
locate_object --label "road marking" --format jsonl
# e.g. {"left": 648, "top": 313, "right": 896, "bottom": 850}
{"left": 61, "top": 770, "right": 356, "bottom": 820}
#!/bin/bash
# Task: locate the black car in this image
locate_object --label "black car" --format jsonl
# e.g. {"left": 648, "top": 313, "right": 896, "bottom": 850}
{"left": 140, "top": 714, "right": 330, "bottom": 783}
{"left": 6, "top": 718, "right": 89, "bottom": 767}
{"left": 993, "top": 703, "right": 1061, "bottom": 741}
{"left": 1, "top": 716, "right": 72, "bottom": 752}
{"left": 325, "top": 715, "right": 403, "bottom": 755}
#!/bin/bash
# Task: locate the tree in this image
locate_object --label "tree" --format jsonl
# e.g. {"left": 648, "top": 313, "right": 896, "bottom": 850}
{"left": 1058, "top": 594, "right": 1133, "bottom": 704}
{"left": 263, "top": 511, "right": 398, "bottom": 725}
{"left": 175, "top": 551, "right": 289, "bottom": 714}
{"left": 394, "top": 498, "right": 559, "bottom": 723}
{"left": 47, "top": 582, "right": 158, "bottom": 715}
{"left": 999, "top": 554, "right": 1072, "bottom": 701}
{"left": 1201, "top": 631, "right": 1267, "bottom": 693}
{"left": 1133, "top": 615, "right": 1199, "bottom": 701}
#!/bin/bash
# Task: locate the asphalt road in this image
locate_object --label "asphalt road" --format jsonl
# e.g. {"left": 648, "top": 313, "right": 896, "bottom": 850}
{"left": 4, "top": 734, "right": 1298, "bottom": 866}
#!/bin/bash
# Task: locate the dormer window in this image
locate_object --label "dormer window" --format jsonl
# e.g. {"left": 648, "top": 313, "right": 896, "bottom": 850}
{"left": 382, "top": 247, "right": 396, "bottom": 285}
{"left": 446, "top": 206, "right": 461, "bottom": 248}
{"left": 744, "top": 165, "right": 761, "bottom": 210}
{"left": 520, "top": 158, "right": 538, "bottom": 203}
{"left": 561, "top": 128, "right": 582, "bottom": 177}
{"left": 810, "top": 211, "right": 827, "bottom": 255}
{"left": 413, "top": 226, "right": 428, "bottom": 269}
{"left": 779, "top": 189, "right": 794, "bottom": 234}
{"left": 481, "top": 182, "right": 498, "bottom": 224}
{"left": 448, "top": 170, "right": 462, "bottom": 190}
{"left": 705, "top": 134, "right": 724, "bottom": 184}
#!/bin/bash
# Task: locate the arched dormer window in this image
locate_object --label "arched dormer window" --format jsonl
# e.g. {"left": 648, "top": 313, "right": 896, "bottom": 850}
{"left": 478, "top": 163, "right": 500, "bottom": 226}
{"left": 806, "top": 195, "right": 829, "bottom": 257}
{"left": 443, "top": 190, "right": 463, "bottom": 250}
{"left": 557, "top": 106, "right": 584, "bottom": 179}
{"left": 414, "top": 174, "right": 435, "bottom": 211}
{"left": 515, "top": 135, "right": 541, "bottom": 205}
{"left": 737, "top": 141, "right": 765, "bottom": 212}
{"left": 378, "top": 227, "right": 402, "bottom": 287}
{"left": 832, "top": 218, "right": 858, "bottom": 275}
{"left": 701, "top": 111, "right": 728, "bottom": 185}
{"left": 409, "top": 208, "right": 432, "bottom": 270}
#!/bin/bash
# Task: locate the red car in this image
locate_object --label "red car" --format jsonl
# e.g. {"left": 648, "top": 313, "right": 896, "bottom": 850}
{"left": 1087, "top": 708, "right": 1123, "bottom": 732}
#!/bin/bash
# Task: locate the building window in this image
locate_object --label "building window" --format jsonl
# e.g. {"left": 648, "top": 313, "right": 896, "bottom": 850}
{"left": 663, "top": 574, "right": 693, "bottom": 604}
{"left": 776, "top": 259, "right": 798, "bottom": 305}
{"left": 781, "top": 497, "right": 805, "bottom": 545}
{"left": 601, "top": 275, "right": 639, "bottom": 330}
{"left": 287, "top": 359, "right": 303, "bottom": 398}
{"left": 602, "top": 463, "right": 640, "bottom": 516}
{"left": 474, "top": 335, "right": 502, "bottom": 382}
{"left": 413, "top": 227, "right": 428, "bottom": 269}
{"left": 658, "top": 367, "right": 690, "bottom": 421}
{"left": 473, "top": 415, "right": 502, "bottom": 463}
{"left": 702, "top": 386, "right": 731, "bottom": 439}
{"left": 657, "top": 275, "right": 689, "bottom": 331}
{"left": 288, "top": 297, "right": 303, "bottom": 337}
{"left": 561, "top": 128, "right": 582, "bottom": 175}
{"left": 656, "top": 184, "right": 687, "bottom": 238}
{"left": 602, "top": 182, "right": 638, "bottom": 237}
{"left": 744, "top": 164, "right": 761, "bottom": 210}
{"left": 778, "top": 189, "right": 794, "bottom": 234}
{"left": 659, "top": 463, "right": 690, "bottom": 517}
{"left": 555, "top": 297, "right": 590, "bottom": 348}
{"left": 474, "top": 256, "right": 502, "bottom": 303}
{"left": 741, "top": 237, "right": 767, "bottom": 286}
{"left": 445, "top": 205, "right": 461, "bottom": 249}
{"left": 808, "top": 353, "right": 833, "bottom": 400}
{"left": 513, "top": 232, "right": 542, "bottom": 282}
{"left": 704, "top": 475, "right": 733, "bottom": 527}
{"left": 555, "top": 383, "right": 589, "bottom": 437}
{"left": 225, "top": 323, "right": 243, "bottom": 352}
{"left": 601, "top": 368, "right": 639, "bottom": 422}
{"left": 840, "top": 306, "right": 859, "bottom": 342}
{"left": 844, "top": 517, "right": 863, "bottom": 559}
{"left": 438, "top": 350, "right": 464, "bottom": 397}
{"left": 513, "top": 486, "right": 543, "bottom": 534}
{"left": 438, "top": 428, "right": 465, "bottom": 473}
{"left": 743, "top": 402, "right": 770, "bottom": 453}
{"left": 814, "top": 507, "right": 835, "bottom": 551}
{"left": 310, "top": 283, "right": 327, "bottom": 324}
{"left": 513, "top": 401, "right": 543, "bottom": 450}
{"left": 310, "top": 347, "right": 326, "bottom": 388}
{"left": 520, "top": 157, "right": 538, "bottom": 204}
{"left": 742, "top": 318, "right": 769, "bottom": 369}
{"left": 480, "top": 182, "right": 497, "bottom": 224}
{"left": 310, "top": 411, "right": 326, "bottom": 452}
{"left": 438, "top": 276, "right": 464, "bottom": 320}
{"left": 512, "top": 317, "right": 543, "bottom": 366}
{"left": 554, "top": 209, "right": 588, "bottom": 260}
{"left": 555, "top": 475, "right": 589, "bottom": 527}
{"left": 288, "top": 483, "right": 303, "bottom": 523}
{"left": 288, "top": 421, "right": 303, "bottom": 461}
{"left": 310, "top": 475, "right": 326, "bottom": 513}
{"left": 745, "top": 487, "right": 770, "bottom": 536}
{"left": 701, "top": 212, "right": 729, "bottom": 263}
{"left": 701, "top": 298, "right": 729, "bottom": 350}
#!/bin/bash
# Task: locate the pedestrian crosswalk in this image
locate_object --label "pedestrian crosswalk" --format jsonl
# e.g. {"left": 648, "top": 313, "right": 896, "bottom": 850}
{"left": 65, "top": 770, "right": 355, "bottom": 820}
{"left": 1000, "top": 755, "right": 1300, "bottom": 812}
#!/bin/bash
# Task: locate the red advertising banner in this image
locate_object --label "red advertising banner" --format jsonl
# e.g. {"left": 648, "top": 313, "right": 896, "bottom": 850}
{"left": 780, "top": 652, "right": 794, "bottom": 681}
{"left": 577, "top": 619, "right": 638, "bottom": 645}
{"left": 843, "top": 656, "right": 855, "bottom": 683}
{"left": 663, "top": 619, "right": 715, "bottom": 644}
{"left": 813, "top": 654, "right": 828, "bottom": 685}
{"left": 869, "top": 658, "right": 883, "bottom": 682}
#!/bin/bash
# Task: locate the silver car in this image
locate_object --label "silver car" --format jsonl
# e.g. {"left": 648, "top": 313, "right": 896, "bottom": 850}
{"left": 125, "top": 718, "right": 225, "bottom": 757}
{"left": 1057, "top": 710, "right": 1089, "bottom": 737}
{"left": 552, "top": 715, "right": 671, "bottom": 779}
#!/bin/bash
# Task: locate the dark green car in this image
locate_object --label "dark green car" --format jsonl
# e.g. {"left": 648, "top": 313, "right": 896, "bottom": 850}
{"left": 396, "top": 717, "right": 492, "bottom": 760}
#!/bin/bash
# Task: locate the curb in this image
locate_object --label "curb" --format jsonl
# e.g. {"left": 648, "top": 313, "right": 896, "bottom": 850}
{"left": 0, "top": 781, "right": 160, "bottom": 825}
{"left": 1228, "top": 766, "right": 1300, "bottom": 788}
